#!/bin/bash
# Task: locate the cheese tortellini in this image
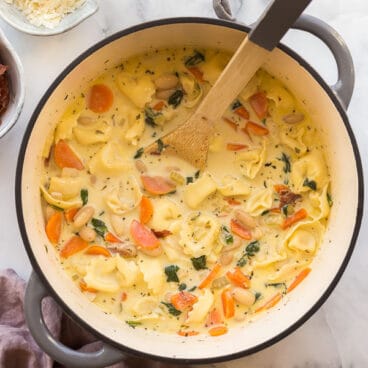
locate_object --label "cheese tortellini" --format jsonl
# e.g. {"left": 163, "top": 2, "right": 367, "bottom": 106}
{"left": 237, "top": 140, "right": 266, "bottom": 179}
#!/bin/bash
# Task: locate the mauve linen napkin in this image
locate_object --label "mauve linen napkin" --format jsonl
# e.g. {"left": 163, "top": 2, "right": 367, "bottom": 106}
{"left": 0, "top": 269, "right": 182, "bottom": 368}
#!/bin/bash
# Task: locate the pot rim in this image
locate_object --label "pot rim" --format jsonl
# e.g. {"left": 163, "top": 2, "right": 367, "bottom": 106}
{"left": 15, "top": 16, "right": 364, "bottom": 364}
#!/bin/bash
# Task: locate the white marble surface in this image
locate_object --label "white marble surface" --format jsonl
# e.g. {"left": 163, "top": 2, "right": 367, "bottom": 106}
{"left": 0, "top": 0, "right": 367, "bottom": 367}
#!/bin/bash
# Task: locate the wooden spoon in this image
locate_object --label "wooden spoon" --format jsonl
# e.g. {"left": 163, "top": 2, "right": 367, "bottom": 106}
{"left": 146, "top": 0, "right": 312, "bottom": 168}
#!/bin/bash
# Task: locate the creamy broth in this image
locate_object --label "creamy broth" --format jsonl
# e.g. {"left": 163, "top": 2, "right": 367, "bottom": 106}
{"left": 41, "top": 47, "right": 331, "bottom": 336}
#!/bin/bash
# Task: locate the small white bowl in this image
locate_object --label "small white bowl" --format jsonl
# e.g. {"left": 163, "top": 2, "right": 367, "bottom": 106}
{"left": 0, "top": 0, "right": 98, "bottom": 36}
{"left": 0, "top": 28, "right": 24, "bottom": 138}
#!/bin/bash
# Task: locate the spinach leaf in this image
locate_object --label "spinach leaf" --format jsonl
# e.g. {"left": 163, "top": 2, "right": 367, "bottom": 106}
{"left": 221, "top": 225, "right": 234, "bottom": 244}
{"left": 125, "top": 320, "right": 142, "bottom": 328}
{"left": 245, "top": 241, "right": 260, "bottom": 256}
{"left": 165, "top": 265, "right": 180, "bottom": 282}
{"left": 157, "top": 138, "right": 166, "bottom": 153}
{"left": 91, "top": 218, "right": 108, "bottom": 238}
{"left": 303, "top": 178, "right": 317, "bottom": 191}
{"left": 191, "top": 255, "right": 207, "bottom": 270}
{"left": 134, "top": 147, "right": 144, "bottom": 159}
{"left": 161, "top": 302, "right": 181, "bottom": 316}
{"left": 279, "top": 152, "right": 291, "bottom": 173}
{"left": 327, "top": 192, "right": 333, "bottom": 207}
{"left": 144, "top": 108, "right": 157, "bottom": 127}
{"left": 261, "top": 209, "right": 270, "bottom": 216}
{"left": 168, "top": 90, "right": 184, "bottom": 108}
{"left": 184, "top": 50, "right": 205, "bottom": 67}
{"left": 80, "top": 189, "right": 88, "bottom": 205}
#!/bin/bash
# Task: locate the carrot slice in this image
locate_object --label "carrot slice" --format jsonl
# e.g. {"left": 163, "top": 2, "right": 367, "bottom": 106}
{"left": 153, "top": 101, "right": 165, "bottom": 111}
{"left": 244, "top": 121, "right": 269, "bottom": 136}
{"left": 171, "top": 291, "right": 198, "bottom": 311}
{"left": 140, "top": 196, "right": 153, "bottom": 224}
{"left": 85, "top": 245, "right": 111, "bottom": 257}
{"left": 54, "top": 140, "right": 84, "bottom": 170}
{"left": 287, "top": 268, "right": 311, "bottom": 293}
{"left": 255, "top": 292, "right": 282, "bottom": 313}
{"left": 141, "top": 175, "right": 176, "bottom": 195}
{"left": 45, "top": 211, "right": 63, "bottom": 244}
{"left": 206, "top": 308, "right": 223, "bottom": 327}
{"left": 79, "top": 280, "right": 98, "bottom": 293}
{"left": 274, "top": 184, "right": 289, "bottom": 193}
{"left": 221, "top": 289, "right": 235, "bottom": 319}
{"left": 199, "top": 263, "right": 221, "bottom": 289}
{"left": 64, "top": 207, "right": 79, "bottom": 223}
{"left": 223, "top": 117, "right": 238, "bottom": 131}
{"left": 281, "top": 208, "right": 308, "bottom": 230}
{"left": 130, "top": 219, "right": 160, "bottom": 250}
{"left": 121, "top": 292, "right": 127, "bottom": 301}
{"left": 209, "top": 326, "right": 228, "bottom": 336}
{"left": 105, "top": 232, "right": 121, "bottom": 243}
{"left": 226, "top": 143, "right": 247, "bottom": 151}
{"left": 187, "top": 66, "right": 204, "bottom": 82}
{"left": 226, "top": 267, "right": 251, "bottom": 288}
{"left": 60, "top": 236, "right": 88, "bottom": 258}
{"left": 249, "top": 92, "right": 268, "bottom": 119}
{"left": 225, "top": 198, "right": 241, "bottom": 206}
{"left": 234, "top": 106, "right": 250, "bottom": 120}
{"left": 177, "top": 330, "right": 199, "bottom": 337}
{"left": 230, "top": 219, "right": 252, "bottom": 240}
{"left": 88, "top": 84, "right": 114, "bottom": 113}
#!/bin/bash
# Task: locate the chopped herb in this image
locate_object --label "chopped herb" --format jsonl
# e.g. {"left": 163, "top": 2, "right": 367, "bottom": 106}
{"left": 156, "top": 138, "right": 167, "bottom": 153}
{"left": 184, "top": 50, "right": 205, "bottom": 67}
{"left": 168, "top": 90, "right": 184, "bottom": 108}
{"left": 254, "top": 292, "right": 262, "bottom": 303}
{"left": 80, "top": 189, "right": 88, "bottom": 205}
{"left": 327, "top": 192, "right": 333, "bottom": 207}
{"left": 264, "top": 162, "right": 272, "bottom": 167}
{"left": 221, "top": 225, "right": 234, "bottom": 244}
{"left": 145, "top": 69, "right": 154, "bottom": 75}
{"left": 194, "top": 170, "right": 200, "bottom": 179}
{"left": 134, "top": 147, "right": 144, "bottom": 159}
{"left": 91, "top": 218, "right": 108, "bottom": 238}
{"left": 50, "top": 204, "right": 64, "bottom": 212}
{"left": 161, "top": 302, "right": 181, "bottom": 316}
{"left": 265, "top": 282, "right": 286, "bottom": 288}
{"left": 191, "top": 255, "right": 207, "bottom": 270}
{"left": 144, "top": 108, "right": 157, "bottom": 127}
{"left": 125, "top": 320, "right": 142, "bottom": 328}
{"left": 178, "top": 283, "right": 187, "bottom": 291}
{"left": 186, "top": 176, "right": 193, "bottom": 184}
{"left": 279, "top": 152, "right": 291, "bottom": 173}
{"left": 246, "top": 240, "right": 260, "bottom": 256}
{"left": 188, "top": 286, "right": 197, "bottom": 292}
{"left": 261, "top": 209, "right": 270, "bottom": 216}
{"left": 261, "top": 118, "right": 267, "bottom": 125}
{"left": 281, "top": 205, "right": 288, "bottom": 217}
{"left": 303, "top": 178, "right": 317, "bottom": 191}
{"left": 165, "top": 265, "right": 180, "bottom": 282}
{"left": 237, "top": 256, "right": 247, "bottom": 268}
{"left": 231, "top": 100, "right": 242, "bottom": 110}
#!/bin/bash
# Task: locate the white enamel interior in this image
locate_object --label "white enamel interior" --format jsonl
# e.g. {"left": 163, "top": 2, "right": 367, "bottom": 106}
{"left": 20, "top": 22, "right": 360, "bottom": 360}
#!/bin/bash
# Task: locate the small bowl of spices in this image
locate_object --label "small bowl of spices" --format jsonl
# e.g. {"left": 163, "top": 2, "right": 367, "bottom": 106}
{"left": 0, "top": 28, "right": 24, "bottom": 138}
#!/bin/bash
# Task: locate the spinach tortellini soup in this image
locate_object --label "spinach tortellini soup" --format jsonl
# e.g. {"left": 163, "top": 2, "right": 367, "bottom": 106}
{"left": 41, "top": 47, "right": 332, "bottom": 337}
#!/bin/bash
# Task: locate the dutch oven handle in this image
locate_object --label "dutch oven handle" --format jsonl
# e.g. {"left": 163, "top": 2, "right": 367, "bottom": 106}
{"left": 213, "top": 0, "right": 355, "bottom": 109}
{"left": 25, "top": 272, "right": 126, "bottom": 368}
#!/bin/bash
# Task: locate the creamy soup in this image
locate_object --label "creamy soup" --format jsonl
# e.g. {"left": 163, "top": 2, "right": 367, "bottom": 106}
{"left": 41, "top": 47, "right": 331, "bottom": 337}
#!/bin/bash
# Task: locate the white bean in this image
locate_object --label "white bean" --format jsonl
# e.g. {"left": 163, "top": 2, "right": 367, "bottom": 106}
{"left": 283, "top": 113, "right": 304, "bottom": 124}
{"left": 235, "top": 209, "right": 257, "bottom": 229}
{"left": 220, "top": 252, "right": 233, "bottom": 266}
{"left": 154, "top": 74, "right": 179, "bottom": 90}
{"left": 78, "top": 115, "right": 95, "bottom": 126}
{"left": 110, "top": 214, "right": 125, "bottom": 236}
{"left": 73, "top": 205, "right": 95, "bottom": 228}
{"left": 231, "top": 287, "right": 256, "bottom": 306}
{"left": 79, "top": 226, "right": 96, "bottom": 242}
{"left": 140, "top": 246, "right": 163, "bottom": 257}
{"left": 135, "top": 159, "right": 147, "bottom": 173}
{"left": 252, "top": 227, "right": 264, "bottom": 240}
{"left": 155, "top": 88, "right": 176, "bottom": 100}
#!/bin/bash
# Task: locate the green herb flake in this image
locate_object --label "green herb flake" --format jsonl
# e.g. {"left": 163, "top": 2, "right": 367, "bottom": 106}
{"left": 221, "top": 225, "right": 234, "bottom": 245}
{"left": 165, "top": 265, "right": 180, "bottom": 282}
{"left": 303, "top": 178, "right": 317, "bottom": 191}
{"left": 246, "top": 240, "right": 260, "bottom": 256}
{"left": 125, "top": 320, "right": 142, "bottom": 328}
{"left": 186, "top": 176, "right": 193, "bottom": 184}
{"left": 265, "top": 282, "right": 286, "bottom": 288}
{"left": 327, "top": 192, "right": 333, "bottom": 207}
{"left": 184, "top": 50, "right": 205, "bottom": 67}
{"left": 134, "top": 147, "right": 144, "bottom": 159}
{"left": 168, "top": 90, "right": 184, "bottom": 108}
{"left": 261, "top": 209, "right": 270, "bottom": 216}
{"left": 281, "top": 205, "right": 288, "bottom": 217}
{"left": 194, "top": 170, "right": 200, "bottom": 179}
{"left": 178, "top": 283, "right": 187, "bottom": 291}
{"left": 231, "top": 100, "right": 242, "bottom": 110}
{"left": 161, "top": 302, "right": 181, "bottom": 316}
{"left": 279, "top": 152, "right": 291, "bottom": 173}
{"left": 50, "top": 204, "right": 64, "bottom": 212}
{"left": 191, "top": 255, "right": 207, "bottom": 270}
{"left": 157, "top": 138, "right": 166, "bottom": 153}
{"left": 254, "top": 292, "right": 262, "bottom": 303}
{"left": 236, "top": 256, "right": 247, "bottom": 268}
{"left": 91, "top": 218, "right": 108, "bottom": 238}
{"left": 188, "top": 286, "right": 197, "bottom": 292}
{"left": 261, "top": 118, "right": 267, "bottom": 125}
{"left": 80, "top": 189, "right": 88, "bottom": 205}
{"left": 144, "top": 108, "right": 157, "bottom": 127}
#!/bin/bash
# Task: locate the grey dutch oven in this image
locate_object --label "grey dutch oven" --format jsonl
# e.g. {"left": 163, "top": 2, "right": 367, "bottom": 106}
{"left": 16, "top": 1, "right": 363, "bottom": 367}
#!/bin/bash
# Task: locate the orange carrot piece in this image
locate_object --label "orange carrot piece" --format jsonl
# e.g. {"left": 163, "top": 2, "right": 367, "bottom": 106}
{"left": 130, "top": 219, "right": 160, "bottom": 250}
{"left": 88, "top": 84, "right": 114, "bottom": 113}
{"left": 140, "top": 196, "right": 153, "bottom": 224}
{"left": 230, "top": 219, "right": 252, "bottom": 240}
{"left": 141, "top": 175, "right": 176, "bottom": 195}
{"left": 225, "top": 198, "right": 241, "bottom": 206}
{"left": 171, "top": 291, "right": 198, "bottom": 311}
{"left": 244, "top": 121, "right": 269, "bottom": 136}
{"left": 223, "top": 117, "right": 238, "bottom": 131}
{"left": 209, "top": 326, "right": 228, "bottom": 336}
{"left": 187, "top": 66, "right": 204, "bottom": 82}
{"left": 249, "top": 92, "right": 268, "bottom": 119}
{"left": 226, "top": 267, "right": 251, "bottom": 289}
{"left": 287, "top": 268, "right": 311, "bottom": 293}
{"left": 198, "top": 263, "right": 221, "bottom": 289}
{"left": 60, "top": 236, "right": 89, "bottom": 258}
{"left": 121, "top": 292, "right": 127, "bottom": 301}
{"left": 64, "top": 207, "right": 79, "bottom": 223}
{"left": 45, "top": 211, "right": 63, "bottom": 244}
{"left": 79, "top": 280, "right": 98, "bottom": 293}
{"left": 85, "top": 245, "right": 111, "bottom": 257}
{"left": 221, "top": 289, "right": 235, "bottom": 319}
{"left": 274, "top": 184, "right": 289, "bottom": 193}
{"left": 206, "top": 308, "right": 223, "bottom": 327}
{"left": 153, "top": 101, "right": 165, "bottom": 111}
{"left": 105, "top": 232, "right": 121, "bottom": 243}
{"left": 255, "top": 292, "right": 282, "bottom": 313}
{"left": 234, "top": 106, "right": 250, "bottom": 120}
{"left": 226, "top": 143, "right": 248, "bottom": 151}
{"left": 177, "top": 330, "right": 199, "bottom": 337}
{"left": 54, "top": 140, "right": 84, "bottom": 170}
{"left": 281, "top": 208, "right": 308, "bottom": 230}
